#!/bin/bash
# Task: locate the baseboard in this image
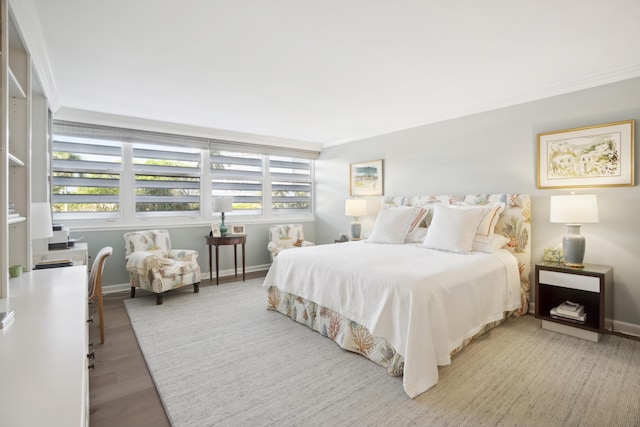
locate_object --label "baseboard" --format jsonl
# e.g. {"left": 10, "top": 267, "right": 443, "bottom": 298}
{"left": 612, "top": 319, "right": 640, "bottom": 338}
{"left": 103, "top": 283, "right": 131, "bottom": 294}
{"left": 103, "top": 263, "right": 271, "bottom": 294}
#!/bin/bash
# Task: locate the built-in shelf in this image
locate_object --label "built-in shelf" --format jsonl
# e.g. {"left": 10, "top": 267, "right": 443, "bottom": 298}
{"left": 8, "top": 216, "right": 26, "bottom": 224}
{"left": 8, "top": 152, "right": 25, "bottom": 167}
{"left": 8, "top": 66, "right": 27, "bottom": 99}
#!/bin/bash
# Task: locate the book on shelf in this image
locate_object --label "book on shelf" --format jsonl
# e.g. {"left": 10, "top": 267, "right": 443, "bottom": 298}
{"left": 550, "top": 307, "right": 587, "bottom": 324}
{"left": 556, "top": 301, "right": 585, "bottom": 317}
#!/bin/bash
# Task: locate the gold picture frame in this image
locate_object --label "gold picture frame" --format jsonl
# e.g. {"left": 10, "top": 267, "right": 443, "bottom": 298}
{"left": 537, "top": 120, "right": 635, "bottom": 189}
{"left": 350, "top": 159, "right": 384, "bottom": 196}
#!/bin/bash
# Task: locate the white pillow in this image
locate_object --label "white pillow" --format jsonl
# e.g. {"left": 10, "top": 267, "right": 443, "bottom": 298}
{"left": 450, "top": 202, "right": 505, "bottom": 237}
{"left": 366, "top": 206, "right": 418, "bottom": 244}
{"left": 422, "top": 204, "right": 490, "bottom": 253}
{"left": 472, "top": 234, "right": 509, "bottom": 253}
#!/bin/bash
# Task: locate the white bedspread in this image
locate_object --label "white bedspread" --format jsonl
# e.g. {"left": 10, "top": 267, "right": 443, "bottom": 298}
{"left": 262, "top": 241, "right": 521, "bottom": 398}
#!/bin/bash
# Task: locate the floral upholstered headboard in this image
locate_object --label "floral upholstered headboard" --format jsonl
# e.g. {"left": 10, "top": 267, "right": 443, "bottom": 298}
{"left": 381, "top": 194, "right": 532, "bottom": 314}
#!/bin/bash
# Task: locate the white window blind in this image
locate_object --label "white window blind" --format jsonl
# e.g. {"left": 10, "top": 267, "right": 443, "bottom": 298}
{"left": 270, "top": 156, "right": 312, "bottom": 215}
{"left": 52, "top": 136, "right": 122, "bottom": 220}
{"left": 210, "top": 151, "right": 263, "bottom": 216}
{"left": 52, "top": 120, "right": 317, "bottom": 225}
{"left": 133, "top": 143, "right": 201, "bottom": 217}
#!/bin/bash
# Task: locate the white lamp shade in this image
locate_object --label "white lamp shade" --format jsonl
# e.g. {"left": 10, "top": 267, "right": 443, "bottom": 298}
{"left": 550, "top": 194, "right": 599, "bottom": 224}
{"left": 345, "top": 199, "right": 367, "bottom": 217}
{"left": 31, "top": 202, "right": 54, "bottom": 239}
{"left": 213, "top": 197, "right": 233, "bottom": 212}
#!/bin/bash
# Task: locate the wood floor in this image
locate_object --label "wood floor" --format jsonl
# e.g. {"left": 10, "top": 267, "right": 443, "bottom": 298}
{"left": 88, "top": 272, "right": 266, "bottom": 427}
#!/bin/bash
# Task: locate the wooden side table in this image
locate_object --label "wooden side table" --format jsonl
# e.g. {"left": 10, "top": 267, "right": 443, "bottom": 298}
{"left": 204, "top": 234, "right": 246, "bottom": 285}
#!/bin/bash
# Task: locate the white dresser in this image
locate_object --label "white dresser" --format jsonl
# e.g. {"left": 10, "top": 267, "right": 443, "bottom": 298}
{"left": 0, "top": 266, "right": 89, "bottom": 426}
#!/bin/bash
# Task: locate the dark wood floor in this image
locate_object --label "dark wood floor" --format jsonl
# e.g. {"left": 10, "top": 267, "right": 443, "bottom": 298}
{"left": 88, "top": 272, "right": 266, "bottom": 427}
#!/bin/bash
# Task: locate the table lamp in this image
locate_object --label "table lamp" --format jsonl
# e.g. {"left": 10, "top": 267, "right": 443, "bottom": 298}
{"left": 30, "top": 202, "right": 54, "bottom": 255}
{"left": 31, "top": 202, "right": 54, "bottom": 240}
{"left": 549, "top": 194, "right": 598, "bottom": 268}
{"left": 345, "top": 199, "right": 367, "bottom": 240}
{"left": 213, "top": 197, "right": 233, "bottom": 235}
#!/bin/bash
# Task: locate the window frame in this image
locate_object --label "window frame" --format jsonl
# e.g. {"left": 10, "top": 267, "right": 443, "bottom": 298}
{"left": 50, "top": 121, "right": 317, "bottom": 230}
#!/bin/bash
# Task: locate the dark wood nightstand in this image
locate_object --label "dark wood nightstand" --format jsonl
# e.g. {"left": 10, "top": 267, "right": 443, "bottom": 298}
{"left": 535, "top": 262, "right": 613, "bottom": 342}
{"left": 204, "top": 234, "right": 246, "bottom": 285}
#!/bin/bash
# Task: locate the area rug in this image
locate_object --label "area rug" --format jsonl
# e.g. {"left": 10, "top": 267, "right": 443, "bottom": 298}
{"left": 125, "top": 278, "right": 640, "bottom": 427}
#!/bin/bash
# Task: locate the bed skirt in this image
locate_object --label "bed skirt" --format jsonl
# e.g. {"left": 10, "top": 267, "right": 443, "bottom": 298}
{"left": 267, "top": 285, "right": 513, "bottom": 378}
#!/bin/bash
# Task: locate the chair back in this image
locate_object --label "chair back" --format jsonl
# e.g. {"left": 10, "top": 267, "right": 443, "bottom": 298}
{"left": 89, "top": 246, "right": 113, "bottom": 299}
{"left": 123, "top": 229, "right": 172, "bottom": 257}
{"left": 89, "top": 246, "right": 112, "bottom": 344}
{"left": 269, "top": 224, "right": 305, "bottom": 243}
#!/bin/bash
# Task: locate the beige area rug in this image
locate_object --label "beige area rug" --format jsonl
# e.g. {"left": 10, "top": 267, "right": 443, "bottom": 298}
{"left": 125, "top": 278, "right": 640, "bottom": 427}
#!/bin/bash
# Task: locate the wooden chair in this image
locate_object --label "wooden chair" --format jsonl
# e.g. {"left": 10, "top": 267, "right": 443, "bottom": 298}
{"left": 88, "top": 246, "right": 113, "bottom": 344}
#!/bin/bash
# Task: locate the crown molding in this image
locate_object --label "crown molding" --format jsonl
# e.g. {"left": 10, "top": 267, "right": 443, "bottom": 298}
{"left": 323, "top": 66, "right": 640, "bottom": 148}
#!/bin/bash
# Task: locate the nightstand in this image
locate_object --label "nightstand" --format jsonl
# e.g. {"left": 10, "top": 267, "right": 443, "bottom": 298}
{"left": 204, "top": 234, "right": 246, "bottom": 285}
{"left": 535, "top": 262, "right": 613, "bottom": 342}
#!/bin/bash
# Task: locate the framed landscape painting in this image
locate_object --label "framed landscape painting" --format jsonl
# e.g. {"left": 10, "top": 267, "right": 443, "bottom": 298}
{"left": 350, "top": 159, "right": 384, "bottom": 196}
{"left": 537, "top": 120, "right": 635, "bottom": 189}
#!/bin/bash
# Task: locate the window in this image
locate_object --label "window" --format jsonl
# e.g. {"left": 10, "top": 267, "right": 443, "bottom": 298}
{"left": 270, "top": 156, "right": 312, "bottom": 215}
{"left": 51, "top": 120, "right": 317, "bottom": 226}
{"left": 133, "top": 144, "right": 201, "bottom": 217}
{"left": 210, "top": 150, "right": 263, "bottom": 216}
{"left": 52, "top": 136, "right": 122, "bottom": 220}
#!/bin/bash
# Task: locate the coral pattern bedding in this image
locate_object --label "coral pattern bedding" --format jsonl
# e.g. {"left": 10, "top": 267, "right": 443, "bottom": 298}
{"left": 264, "top": 194, "right": 531, "bottom": 398}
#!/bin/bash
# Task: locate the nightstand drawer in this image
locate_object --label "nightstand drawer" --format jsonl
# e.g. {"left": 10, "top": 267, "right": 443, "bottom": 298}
{"left": 538, "top": 270, "right": 599, "bottom": 293}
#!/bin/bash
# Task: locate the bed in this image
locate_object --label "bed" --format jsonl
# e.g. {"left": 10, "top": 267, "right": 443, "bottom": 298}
{"left": 263, "top": 194, "right": 531, "bottom": 398}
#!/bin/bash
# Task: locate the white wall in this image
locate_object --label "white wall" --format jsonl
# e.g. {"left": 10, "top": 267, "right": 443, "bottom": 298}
{"left": 315, "top": 76, "right": 640, "bottom": 331}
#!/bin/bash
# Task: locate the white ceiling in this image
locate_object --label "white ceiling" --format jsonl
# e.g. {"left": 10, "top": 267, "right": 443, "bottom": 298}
{"left": 27, "top": 0, "right": 640, "bottom": 149}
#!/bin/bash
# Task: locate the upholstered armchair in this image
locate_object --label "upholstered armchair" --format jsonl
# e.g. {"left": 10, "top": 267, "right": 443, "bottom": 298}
{"left": 123, "top": 229, "right": 201, "bottom": 305}
{"left": 267, "top": 224, "right": 315, "bottom": 261}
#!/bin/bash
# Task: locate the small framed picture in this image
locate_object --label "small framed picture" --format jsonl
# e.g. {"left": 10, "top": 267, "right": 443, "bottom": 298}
{"left": 210, "top": 223, "right": 221, "bottom": 237}
{"left": 232, "top": 224, "right": 246, "bottom": 235}
{"left": 350, "top": 159, "right": 384, "bottom": 196}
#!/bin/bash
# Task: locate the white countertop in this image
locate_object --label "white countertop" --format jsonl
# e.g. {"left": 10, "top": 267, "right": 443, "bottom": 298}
{"left": 0, "top": 266, "right": 88, "bottom": 427}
